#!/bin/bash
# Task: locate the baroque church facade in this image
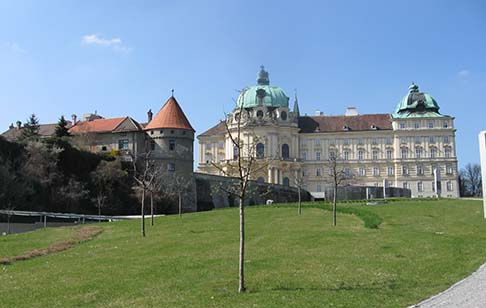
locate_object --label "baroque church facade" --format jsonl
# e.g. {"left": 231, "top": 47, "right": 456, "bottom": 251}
{"left": 197, "top": 67, "right": 459, "bottom": 198}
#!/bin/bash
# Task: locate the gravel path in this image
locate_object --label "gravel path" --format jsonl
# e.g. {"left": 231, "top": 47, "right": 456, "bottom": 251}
{"left": 410, "top": 264, "right": 486, "bottom": 308}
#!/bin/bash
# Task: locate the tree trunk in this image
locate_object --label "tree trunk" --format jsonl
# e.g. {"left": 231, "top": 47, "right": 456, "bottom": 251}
{"left": 141, "top": 189, "right": 146, "bottom": 237}
{"left": 178, "top": 191, "right": 182, "bottom": 218}
{"left": 98, "top": 203, "right": 101, "bottom": 222}
{"left": 297, "top": 187, "right": 302, "bottom": 215}
{"left": 7, "top": 214, "right": 11, "bottom": 235}
{"left": 333, "top": 184, "right": 337, "bottom": 226}
{"left": 150, "top": 192, "right": 154, "bottom": 226}
{"left": 238, "top": 195, "right": 246, "bottom": 293}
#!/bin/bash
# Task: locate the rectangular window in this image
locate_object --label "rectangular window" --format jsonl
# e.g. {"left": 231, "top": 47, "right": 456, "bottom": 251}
{"left": 359, "top": 167, "right": 365, "bottom": 176}
{"left": 414, "top": 122, "right": 420, "bottom": 129}
{"left": 417, "top": 165, "right": 423, "bottom": 175}
{"left": 443, "top": 136, "right": 449, "bottom": 143}
{"left": 386, "top": 149, "right": 393, "bottom": 159}
{"left": 118, "top": 139, "right": 129, "bottom": 150}
{"left": 447, "top": 181, "right": 453, "bottom": 191}
{"left": 167, "top": 162, "right": 175, "bottom": 172}
{"left": 430, "top": 148, "right": 437, "bottom": 158}
{"left": 372, "top": 150, "right": 378, "bottom": 160}
{"left": 150, "top": 140, "right": 156, "bottom": 151}
{"left": 316, "top": 184, "right": 322, "bottom": 192}
{"left": 429, "top": 136, "right": 436, "bottom": 143}
{"left": 315, "top": 139, "right": 321, "bottom": 146}
{"left": 418, "top": 181, "right": 423, "bottom": 192}
{"left": 443, "top": 121, "right": 449, "bottom": 128}
{"left": 401, "top": 148, "right": 408, "bottom": 159}
{"left": 446, "top": 164, "right": 453, "bottom": 175}
{"left": 169, "top": 140, "right": 176, "bottom": 151}
{"left": 358, "top": 138, "right": 364, "bottom": 145}
{"left": 316, "top": 168, "right": 321, "bottom": 176}
{"left": 428, "top": 121, "right": 434, "bottom": 128}
{"left": 343, "top": 138, "right": 350, "bottom": 145}
{"left": 358, "top": 150, "right": 364, "bottom": 161}
{"left": 373, "top": 167, "right": 380, "bottom": 176}
{"left": 402, "top": 165, "right": 409, "bottom": 176}
{"left": 371, "top": 138, "right": 378, "bottom": 145}
{"left": 399, "top": 122, "right": 406, "bottom": 129}
{"left": 343, "top": 151, "right": 349, "bottom": 160}
{"left": 403, "top": 182, "right": 409, "bottom": 189}
{"left": 302, "top": 169, "right": 308, "bottom": 176}
{"left": 432, "top": 181, "right": 435, "bottom": 192}
{"left": 302, "top": 151, "right": 307, "bottom": 161}
{"left": 316, "top": 151, "right": 321, "bottom": 161}
{"left": 415, "top": 136, "right": 421, "bottom": 144}
{"left": 415, "top": 147, "right": 422, "bottom": 158}
{"left": 445, "top": 147, "right": 451, "bottom": 158}
{"left": 387, "top": 166, "right": 394, "bottom": 176}
{"left": 386, "top": 137, "right": 393, "bottom": 145}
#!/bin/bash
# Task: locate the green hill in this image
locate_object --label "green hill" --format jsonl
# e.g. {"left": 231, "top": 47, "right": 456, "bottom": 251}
{"left": 1, "top": 199, "right": 486, "bottom": 307}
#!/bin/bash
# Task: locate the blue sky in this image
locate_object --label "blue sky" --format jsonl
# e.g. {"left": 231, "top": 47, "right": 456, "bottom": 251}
{"left": 0, "top": 0, "right": 485, "bottom": 168}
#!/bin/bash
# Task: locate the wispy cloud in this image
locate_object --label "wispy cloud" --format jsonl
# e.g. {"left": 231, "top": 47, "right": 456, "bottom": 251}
{"left": 458, "top": 69, "right": 470, "bottom": 77}
{"left": 3, "top": 42, "right": 27, "bottom": 54}
{"left": 81, "top": 34, "right": 132, "bottom": 53}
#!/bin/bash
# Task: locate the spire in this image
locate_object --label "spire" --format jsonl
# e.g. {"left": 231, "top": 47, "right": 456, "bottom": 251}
{"left": 257, "top": 65, "right": 270, "bottom": 85}
{"left": 293, "top": 89, "right": 300, "bottom": 115}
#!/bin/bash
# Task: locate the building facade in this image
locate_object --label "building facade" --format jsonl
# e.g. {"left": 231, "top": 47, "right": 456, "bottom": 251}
{"left": 198, "top": 67, "right": 459, "bottom": 198}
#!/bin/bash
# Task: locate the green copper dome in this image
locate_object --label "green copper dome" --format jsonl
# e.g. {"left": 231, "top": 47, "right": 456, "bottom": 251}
{"left": 393, "top": 83, "right": 442, "bottom": 118}
{"left": 236, "top": 66, "right": 289, "bottom": 109}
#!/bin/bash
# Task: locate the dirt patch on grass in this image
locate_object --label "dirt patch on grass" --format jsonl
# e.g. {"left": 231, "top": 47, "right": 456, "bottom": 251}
{"left": 0, "top": 226, "right": 103, "bottom": 265}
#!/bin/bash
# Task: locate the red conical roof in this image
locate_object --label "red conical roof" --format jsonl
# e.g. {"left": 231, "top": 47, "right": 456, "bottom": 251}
{"left": 145, "top": 96, "right": 194, "bottom": 131}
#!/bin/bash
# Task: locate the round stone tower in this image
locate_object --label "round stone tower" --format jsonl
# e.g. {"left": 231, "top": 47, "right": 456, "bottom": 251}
{"left": 145, "top": 95, "right": 195, "bottom": 211}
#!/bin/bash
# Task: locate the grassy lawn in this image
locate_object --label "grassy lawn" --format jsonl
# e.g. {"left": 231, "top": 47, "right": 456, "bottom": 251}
{"left": 1, "top": 199, "right": 485, "bottom": 307}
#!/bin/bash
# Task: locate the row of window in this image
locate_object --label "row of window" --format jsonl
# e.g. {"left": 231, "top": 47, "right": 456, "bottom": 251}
{"left": 399, "top": 135, "right": 450, "bottom": 144}
{"left": 309, "top": 181, "right": 454, "bottom": 192}
{"left": 301, "top": 137, "right": 394, "bottom": 147}
{"left": 302, "top": 164, "right": 454, "bottom": 177}
{"left": 300, "top": 146, "right": 452, "bottom": 161}
{"left": 398, "top": 120, "right": 450, "bottom": 129}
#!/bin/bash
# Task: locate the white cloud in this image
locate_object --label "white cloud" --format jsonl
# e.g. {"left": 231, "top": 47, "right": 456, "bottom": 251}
{"left": 81, "top": 34, "right": 132, "bottom": 53}
{"left": 458, "top": 70, "right": 470, "bottom": 77}
{"left": 4, "top": 42, "right": 26, "bottom": 54}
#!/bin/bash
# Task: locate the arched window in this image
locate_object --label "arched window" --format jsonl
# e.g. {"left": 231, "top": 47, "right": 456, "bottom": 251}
{"left": 281, "top": 144, "right": 290, "bottom": 159}
{"left": 257, "top": 177, "right": 265, "bottom": 183}
{"left": 280, "top": 111, "right": 287, "bottom": 121}
{"left": 256, "top": 143, "right": 264, "bottom": 158}
{"left": 283, "top": 177, "right": 290, "bottom": 187}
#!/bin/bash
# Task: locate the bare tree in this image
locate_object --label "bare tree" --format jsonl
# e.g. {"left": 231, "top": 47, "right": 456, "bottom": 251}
{"left": 459, "top": 163, "right": 482, "bottom": 197}
{"left": 132, "top": 151, "right": 160, "bottom": 237}
{"left": 325, "top": 152, "right": 352, "bottom": 226}
{"left": 294, "top": 168, "right": 305, "bottom": 215}
{"left": 210, "top": 105, "right": 271, "bottom": 293}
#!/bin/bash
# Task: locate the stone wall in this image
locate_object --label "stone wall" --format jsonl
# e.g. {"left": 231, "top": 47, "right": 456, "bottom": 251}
{"left": 194, "top": 173, "right": 312, "bottom": 211}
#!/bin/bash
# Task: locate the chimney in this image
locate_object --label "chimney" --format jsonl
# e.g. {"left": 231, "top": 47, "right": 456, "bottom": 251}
{"left": 147, "top": 109, "right": 153, "bottom": 122}
{"left": 16, "top": 121, "right": 21, "bottom": 129}
{"left": 345, "top": 106, "right": 358, "bottom": 116}
{"left": 315, "top": 110, "right": 324, "bottom": 116}
{"left": 9, "top": 123, "right": 14, "bottom": 130}
{"left": 71, "top": 114, "right": 77, "bottom": 124}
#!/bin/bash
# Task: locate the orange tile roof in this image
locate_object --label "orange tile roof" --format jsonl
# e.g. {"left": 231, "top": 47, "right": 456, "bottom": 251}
{"left": 69, "top": 117, "right": 127, "bottom": 134}
{"left": 145, "top": 96, "right": 194, "bottom": 131}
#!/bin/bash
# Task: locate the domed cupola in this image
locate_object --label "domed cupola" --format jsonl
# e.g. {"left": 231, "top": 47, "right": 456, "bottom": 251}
{"left": 393, "top": 83, "right": 442, "bottom": 118}
{"left": 236, "top": 66, "right": 289, "bottom": 109}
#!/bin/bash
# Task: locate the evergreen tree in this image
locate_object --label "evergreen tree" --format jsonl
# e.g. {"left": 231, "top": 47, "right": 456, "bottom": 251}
{"left": 55, "top": 115, "right": 70, "bottom": 137}
{"left": 19, "top": 114, "right": 40, "bottom": 142}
